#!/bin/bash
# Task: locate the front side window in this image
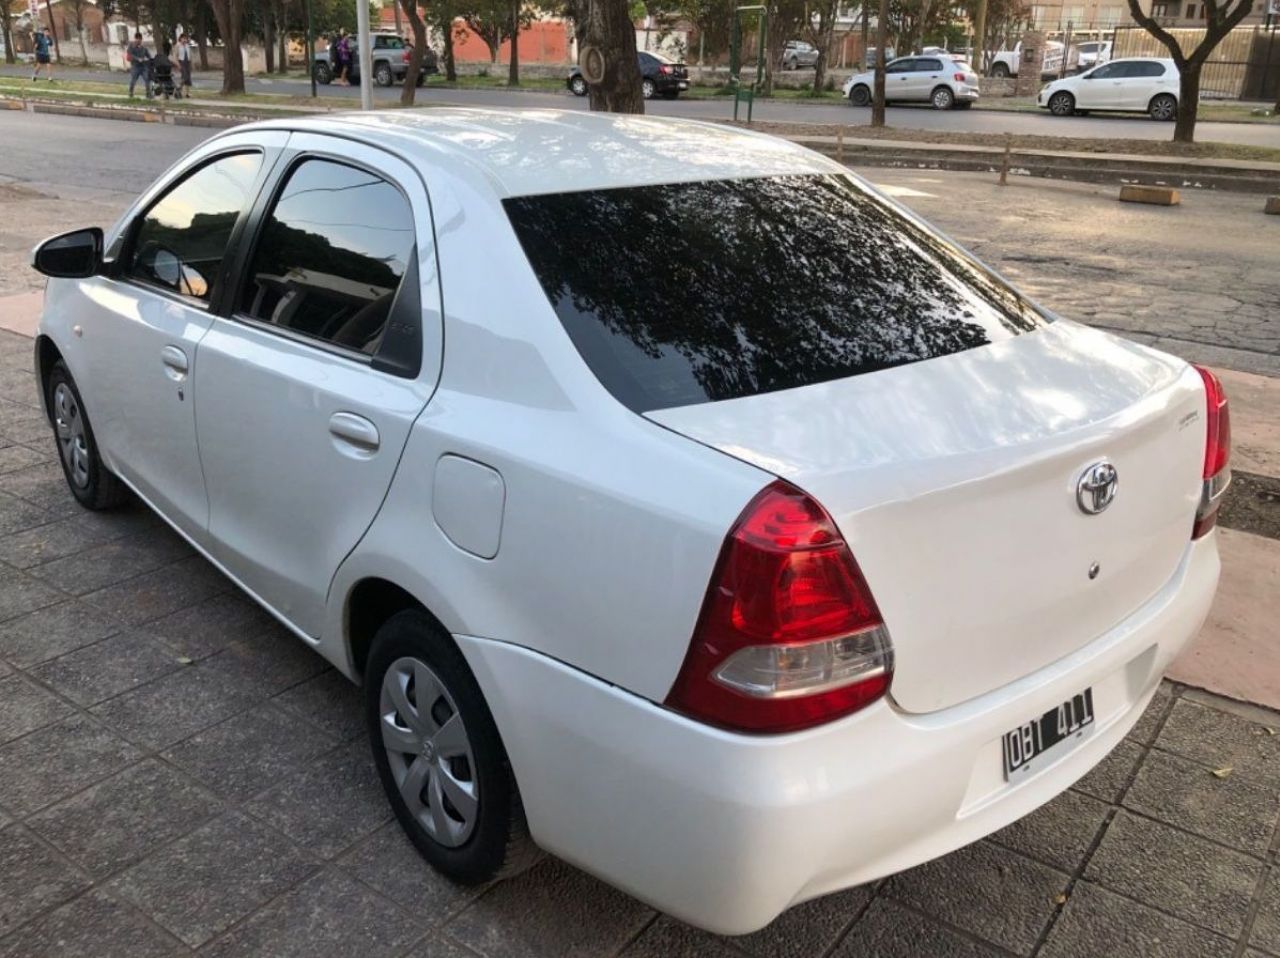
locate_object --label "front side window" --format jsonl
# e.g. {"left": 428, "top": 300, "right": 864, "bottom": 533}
{"left": 1090, "top": 63, "right": 1120, "bottom": 78}
{"left": 505, "top": 175, "right": 1049, "bottom": 413}
{"left": 127, "top": 151, "right": 262, "bottom": 303}
{"left": 239, "top": 158, "right": 414, "bottom": 355}
{"left": 887, "top": 58, "right": 913, "bottom": 73}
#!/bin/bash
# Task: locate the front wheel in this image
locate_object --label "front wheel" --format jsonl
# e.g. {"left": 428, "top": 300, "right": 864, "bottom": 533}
{"left": 46, "top": 361, "right": 129, "bottom": 511}
{"left": 641, "top": 78, "right": 655, "bottom": 99}
{"left": 931, "top": 85, "right": 955, "bottom": 110}
{"left": 1149, "top": 93, "right": 1177, "bottom": 121}
{"left": 313, "top": 61, "right": 332, "bottom": 84}
{"left": 367, "top": 610, "right": 539, "bottom": 884}
{"left": 569, "top": 74, "right": 587, "bottom": 96}
{"left": 849, "top": 84, "right": 871, "bottom": 106}
{"left": 1048, "top": 91, "right": 1075, "bottom": 116}
{"left": 374, "top": 62, "right": 394, "bottom": 87}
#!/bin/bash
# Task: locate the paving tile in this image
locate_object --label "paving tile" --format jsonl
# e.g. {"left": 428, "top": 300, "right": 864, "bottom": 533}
{"left": 0, "top": 564, "right": 64, "bottom": 624}
{"left": 0, "top": 673, "right": 72, "bottom": 744}
{"left": 83, "top": 555, "right": 229, "bottom": 628}
{"left": 28, "top": 759, "right": 222, "bottom": 878}
{"left": 1249, "top": 867, "right": 1280, "bottom": 956}
{"left": 243, "top": 740, "right": 389, "bottom": 859}
{"left": 830, "top": 897, "right": 1005, "bottom": 958}
{"left": 1128, "top": 684, "right": 1174, "bottom": 746}
{"left": 990, "top": 788, "right": 1111, "bottom": 873}
{"left": 414, "top": 934, "right": 490, "bottom": 958}
{"left": 272, "top": 669, "right": 364, "bottom": 743}
{"left": 30, "top": 531, "right": 193, "bottom": 596}
{"left": 0, "top": 489, "right": 55, "bottom": 537}
{"left": 108, "top": 811, "right": 320, "bottom": 948}
{"left": 338, "top": 821, "right": 482, "bottom": 921}
{"left": 0, "top": 513, "right": 123, "bottom": 570}
{"left": 89, "top": 664, "right": 258, "bottom": 750}
{"left": 1156, "top": 698, "right": 1280, "bottom": 787}
{"left": 147, "top": 593, "right": 280, "bottom": 661}
{"left": 0, "top": 418, "right": 52, "bottom": 449}
{"left": 737, "top": 886, "right": 872, "bottom": 958}
{"left": 0, "top": 887, "right": 185, "bottom": 958}
{"left": 203, "top": 868, "right": 425, "bottom": 958}
{"left": 160, "top": 703, "right": 336, "bottom": 803}
{"left": 1084, "top": 810, "right": 1261, "bottom": 938}
{"left": 0, "top": 462, "right": 80, "bottom": 514}
{"left": 0, "top": 825, "right": 90, "bottom": 937}
{"left": 1040, "top": 880, "right": 1234, "bottom": 958}
{"left": 202, "top": 632, "right": 330, "bottom": 699}
{"left": 1073, "top": 738, "right": 1144, "bottom": 804}
{"left": 0, "top": 657, "right": 9, "bottom": 678}
{"left": 1124, "top": 748, "right": 1280, "bottom": 857}
{"left": 29, "top": 631, "right": 183, "bottom": 707}
{"left": 619, "top": 917, "right": 739, "bottom": 957}
{"left": 0, "top": 599, "right": 121, "bottom": 668}
{"left": 0, "top": 713, "right": 145, "bottom": 816}
{"left": 885, "top": 840, "right": 1068, "bottom": 955}
{"left": 0, "top": 443, "right": 48, "bottom": 475}
{"left": 445, "top": 857, "right": 654, "bottom": 958}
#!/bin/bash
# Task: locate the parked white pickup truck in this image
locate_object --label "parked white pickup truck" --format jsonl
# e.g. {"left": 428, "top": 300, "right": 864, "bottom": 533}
{"left": 988, "top": 40, "right": 1077, "bottom": 78}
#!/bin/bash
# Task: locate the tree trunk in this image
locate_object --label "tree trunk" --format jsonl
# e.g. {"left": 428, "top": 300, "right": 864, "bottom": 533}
{"left": 277, "top": 0, "right": 288, "bottom": 74}
{"left": 1, "top": 21, "right": 13, "bottom": 65}
{"left": 443, "top": 17, "right": 457, "bottom": 80}
{"left": 77, "top": 21, "right": 89, "bottom": 64}
{"left": 44, "top": 0, "right": 62, "bottom": 62}
{"left": 264, "top": 18, "right": 275, "bottom": 72}
{"left": 860, "top": 1, "right": 868, "bottom": 68}
{"left": 399, "top": 0, "right": 427, "bottom": 104}
{"left": 1174, "top": 60, "right": 1200, "bottom": 142}
{"left": 582, "top": 0, "right": 643, "bottom": 113}
{"left": 195, "top": 2, "right": 209, "bottom": 69}
{"left": 812, "top": 48, "right": 826, "bottom": 94}
{"left": 871, "top": 0, "right": 888, "bottom": 125}
{"left": 507, "top": 0, "right": 519, "bottom": 85}
{"left": 210, "top": 0, "right": 246, "bottom": 93}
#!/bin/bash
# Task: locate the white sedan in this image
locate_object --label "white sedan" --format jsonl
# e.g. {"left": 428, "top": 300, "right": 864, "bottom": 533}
{"left": 844, "top": 55, "right": 980, "bottom": 109}
{"left": 31, "top": 109, "right": 1227, "bottom": 935}
{"left": 1039, "top": 56, "right": 1180, "bottom": 119}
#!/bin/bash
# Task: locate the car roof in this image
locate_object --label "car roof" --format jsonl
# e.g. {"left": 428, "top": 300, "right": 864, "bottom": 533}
{"left": 234, "top": 108, "right": 840, "bottom": 198}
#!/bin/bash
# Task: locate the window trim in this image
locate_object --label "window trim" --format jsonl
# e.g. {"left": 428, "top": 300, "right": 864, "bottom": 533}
{"left": 225, "top": 150, "right": 422, "bottom": 376}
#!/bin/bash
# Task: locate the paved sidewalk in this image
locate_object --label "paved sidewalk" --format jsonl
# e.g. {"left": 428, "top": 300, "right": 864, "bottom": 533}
{"left": 0, "top": 321, "right": 1277, "bottom": 957}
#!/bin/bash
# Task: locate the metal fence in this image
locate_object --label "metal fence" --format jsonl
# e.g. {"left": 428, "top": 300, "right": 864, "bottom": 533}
{"left": 1111, "top": 24, "right": 1280, "bottom": 100}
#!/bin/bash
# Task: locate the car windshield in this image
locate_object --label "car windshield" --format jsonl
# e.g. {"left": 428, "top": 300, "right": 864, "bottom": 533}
{"left": 505, "top": 174, "right": 1050, "bottom": 413}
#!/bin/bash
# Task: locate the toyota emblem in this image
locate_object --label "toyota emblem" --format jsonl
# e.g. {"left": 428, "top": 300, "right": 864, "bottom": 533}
{"left": 1076, "top": 461, "right": 1119, "bottom": 515}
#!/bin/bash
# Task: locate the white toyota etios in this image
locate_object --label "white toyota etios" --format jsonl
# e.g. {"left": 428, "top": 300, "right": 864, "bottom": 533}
{"left": 31, "top": 109, "right": 1228, "bottom": 935}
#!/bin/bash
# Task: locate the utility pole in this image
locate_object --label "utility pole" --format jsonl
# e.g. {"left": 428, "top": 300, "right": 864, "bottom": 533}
{"left": 356, "top": 0, "right": 373, "bottom": 109}
{"left": 306, "top": 0, "right": 316, "bottom": 96}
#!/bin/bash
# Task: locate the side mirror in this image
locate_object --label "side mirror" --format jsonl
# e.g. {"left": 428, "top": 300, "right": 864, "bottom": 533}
{"left": 32, "top": 228, "right": 103, "bottom": 279}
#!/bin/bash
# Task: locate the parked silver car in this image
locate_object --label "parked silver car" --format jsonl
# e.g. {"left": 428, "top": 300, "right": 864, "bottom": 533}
{"left": 843, "top": 55, "right": 980, "bottom": 109}
{"left": 782, "top": 40, "right": 819, "bottom": 70}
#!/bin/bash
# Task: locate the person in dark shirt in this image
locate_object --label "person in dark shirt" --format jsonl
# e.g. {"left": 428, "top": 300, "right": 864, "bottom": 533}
{"left": 31, "top": 28, "right": 53, "bottom": 82}
{"left": 151, "top": 40, "right": 177, "bottom": 99}
{"left": 126, "top": 32, "right": 152, "bottom": 98}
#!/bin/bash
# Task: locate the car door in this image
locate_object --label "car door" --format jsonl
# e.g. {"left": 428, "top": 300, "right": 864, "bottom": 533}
{"left": 193, "top": 134, "right": 442, "bottom": 637}
{"left": 1120, "top": 61, "right": 1167, "bottom": 109}
{"left": 82, "top": 134, "right": 285, "bottom": 539}
{"left": 1075, "top": 61, "right": 1122, "bottom": 108}
{"left": 884, "top": 58, "right": 916, "bottom": 99}
{"left": 904, "top": 57, "right": 945, "bottom": 100}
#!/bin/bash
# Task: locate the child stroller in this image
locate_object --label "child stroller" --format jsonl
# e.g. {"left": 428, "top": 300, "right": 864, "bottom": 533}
{"left": 150, "top": 58, "right": 181, "bottom": 100}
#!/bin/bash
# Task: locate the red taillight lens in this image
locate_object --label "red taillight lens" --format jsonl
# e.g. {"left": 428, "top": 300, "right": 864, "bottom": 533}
{"left": 1191, "top": 364, "right": 1231, "bottom": 539}
{"left": 659, "top": 64, "right": 673, "bottom": 74}
{"left": 402, "top": 50, "right": 411, "bottom": 62}
{"left": 954, "top": 72, "right": 966, "bottom": 81}
{"left": 665, "top": 480, "right": 893, "bottom": 733}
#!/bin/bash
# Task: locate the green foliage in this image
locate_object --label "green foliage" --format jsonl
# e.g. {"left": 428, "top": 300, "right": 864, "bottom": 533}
{"left": 460, "top": 0, "right": 535, "bottom": 60}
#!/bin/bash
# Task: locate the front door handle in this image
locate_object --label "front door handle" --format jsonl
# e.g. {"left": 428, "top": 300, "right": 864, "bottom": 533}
{"left": 161, "top": 345, "right": 188, "bottom": 382}
{"left": 329, "top": 412, "right": 380, "bottom": 452}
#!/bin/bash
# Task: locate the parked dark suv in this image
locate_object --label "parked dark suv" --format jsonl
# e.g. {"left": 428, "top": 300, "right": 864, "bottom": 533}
{"left": 568, "top": 50, "right": 690, "bottom": 99}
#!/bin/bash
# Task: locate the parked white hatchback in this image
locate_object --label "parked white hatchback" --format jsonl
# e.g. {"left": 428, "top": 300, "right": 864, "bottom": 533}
{"left": 1039, "top": 56, "right": 1180, "bottom": 120}
{"left": 31, "top": 109, "right": 1227, "bottom": 935}
{"left": 844, "top": 55, "right": 980, "bottom": 109}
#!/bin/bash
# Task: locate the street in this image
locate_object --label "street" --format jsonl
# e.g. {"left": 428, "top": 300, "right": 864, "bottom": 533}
{"left": 5, "top": 63, "right": 1280, "bottom": 148}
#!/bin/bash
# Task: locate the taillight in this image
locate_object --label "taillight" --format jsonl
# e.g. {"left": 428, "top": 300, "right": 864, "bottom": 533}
{"left": 659, "top": 64, "right": 673, "bottom": 75}
{"left": 954, "top": 72, "right": 966, "bottom": 81}
{"left": 402, "top": 50, "right": 411, "bottom": 62}
{"left": 665, "top": 480, "right": 893, "bottom": 733}
{"left": 1191, "top": 364, "right": 1230, "bottom": 539}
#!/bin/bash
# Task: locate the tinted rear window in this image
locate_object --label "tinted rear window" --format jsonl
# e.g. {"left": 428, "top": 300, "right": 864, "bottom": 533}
{"left": 504, "top": 174, "right": 1049, "bottom": 413}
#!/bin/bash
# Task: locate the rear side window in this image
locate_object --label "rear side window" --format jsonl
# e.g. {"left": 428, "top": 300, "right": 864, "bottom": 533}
{"left": 919, "top": 58, "right": 943, "bottom": 70}
{"left": 127, "top": 151, "right": 261, "bottom": 303}
{"left": 505, "top": 175, "right": 1048, "bottom": 413}
{"left": 239, "top": 158, "right": 414, "bottom": 355}
{"left": 1132, "top": 62, "right": 1166, "bottom": 76}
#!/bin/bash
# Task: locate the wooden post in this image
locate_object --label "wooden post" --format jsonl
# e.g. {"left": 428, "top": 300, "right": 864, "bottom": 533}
{"left": 999, "top": 133, "right": 1011, "bottom": 186}
{"left": 837, "top": 126, "right": 844, "bottom": 163}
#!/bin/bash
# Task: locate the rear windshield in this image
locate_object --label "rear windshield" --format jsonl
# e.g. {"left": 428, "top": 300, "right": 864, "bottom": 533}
{"left": 504, "top": 174, "right": 1049, "bottom": 413}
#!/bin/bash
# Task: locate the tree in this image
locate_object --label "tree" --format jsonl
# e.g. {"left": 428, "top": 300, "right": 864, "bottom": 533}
{"left": 760, "top": 0, "right": 805, "bottom": 95}
{"left": 962, "top": 0, "right": 1027, "bottom": 73}
{"left": 507, "top": 0, "right": 518, "bottom": 83}
{"left": 426, "top": 2, "right": 462, "bottom": 80}
{"left": 1, "top": 0, "right": 18, "bottom": 64}
{"left": 567, "top": 0, "right": 644, "bottom": 112}
{"left": 461, "top": 0, "right": 531, "bottom": 61}
{"left": 801, "top": 0, "right": 839, "bottom": 94}
{"left": 871, "top": 0, "right": 888, "bottom": 125}
{"left": 1125, "top": 0, "right": 1254, "bottom": 142}
{"left": 679, "top": 0, "right": 732, "bottom": 60}
{"left": 66, "top": 0, "right": 92, "bottom": 63}
{"left": 208, "top": 0, "right": 247, "bottom": 92}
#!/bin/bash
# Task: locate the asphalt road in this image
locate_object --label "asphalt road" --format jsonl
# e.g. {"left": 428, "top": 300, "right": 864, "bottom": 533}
{"left": 6, "top": 63, "right": 1280, "bottom": 148}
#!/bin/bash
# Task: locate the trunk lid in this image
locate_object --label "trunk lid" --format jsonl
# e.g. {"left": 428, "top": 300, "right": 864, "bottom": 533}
{"left": 648, "top": 322, "right": 1205, "bottom": 714}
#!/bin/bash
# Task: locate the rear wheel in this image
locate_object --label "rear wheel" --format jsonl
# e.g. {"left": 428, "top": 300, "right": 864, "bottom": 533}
{"left": 367, "top": 610, "right": 539, "bottom": 884}
{"left": 641, "top": 78, "right": 655, "bottom": 99}
{"left": 849, "top": 83, "right": 870, "bottom": 106}
{"left": 1149, "top": 93, "right": 1177, "bottom": 121}
{"left": 1048, "top": 90, "right": 1075, "bottom": 116}
{"left": 313, "top": 61, "right": 332, "bottom": 84}
{"left": 569, "top": 74, "right": 587, "bottom": 96}
{"left": 374, "top": 62, "right": 394, "bottom": 87}
{"left": 46, "top": 361, "right": 129, "bottom": 511}
{"left": 931, "top": 85, "right": 955, "bottom": 110}
{"left": 990, "top": 62, "right": 1010, "bottom": 78}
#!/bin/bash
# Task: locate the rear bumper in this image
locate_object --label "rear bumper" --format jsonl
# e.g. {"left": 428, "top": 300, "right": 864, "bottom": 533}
{"left": 459, "top": 535, "right": 1219, "bottom": 935}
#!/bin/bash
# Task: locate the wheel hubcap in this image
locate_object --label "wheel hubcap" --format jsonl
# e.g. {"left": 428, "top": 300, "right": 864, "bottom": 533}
{"left": 52, "top": 383, "right": 90, "bottom": 490}
{"left": 380, "top": 657, "right": 479, "bottom": 847}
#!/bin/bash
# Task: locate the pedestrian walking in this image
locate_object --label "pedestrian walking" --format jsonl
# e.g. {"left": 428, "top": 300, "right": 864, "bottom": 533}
{"left": 31, "top": 27, "right": 53, "bottom": 82}
{"left": 126, "top": 32, "right": 152, "bottom": 98}
{"left": 176, "top": 33, "right": 193, "bottom": 94}
{"left": 336, "top": 32, "right": 352, "bottom": 85}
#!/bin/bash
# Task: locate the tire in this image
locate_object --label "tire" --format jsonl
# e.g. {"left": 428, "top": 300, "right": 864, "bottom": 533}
{"left": 367, "top": 610, "right": 540, "bottom": 884}
{"left": 1048, "top": 90, "right": 1075, "bottom": 116}
{"left": 785, "top": 56, "right": 796, "bottom": 70}
{"left": 1149, "top": 93, "right": 1177, "bottom": 121}
{"left": 641, "top": 78, "right": 655, "bottom": 99}
{"left": 849, "top": 83, "right": 871, "bottom": 106}
{"left": 415, "top": 74, "right": 425, "bottom": 87}
{"left": 931, "top": 85, "right": 955, "bottom": 110}
{"left": 990, "top": 62, "right": 1010, "bottom": 78}
{"left": 569, "top": 74, "right": 587, "bottom": 96}
{"left": 313, "top": 61, "right": 332, "bottom": 84}
{"left": 46, "top": 361, "right": 129, "bottom": 511}
{"left": 374, "top": 62, "right": 394, "bottom": 87}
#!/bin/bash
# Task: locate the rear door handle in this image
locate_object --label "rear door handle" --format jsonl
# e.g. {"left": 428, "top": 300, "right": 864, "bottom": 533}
{"left": 161, "top": 345, "right": 188, "bottom": 381}
{"left": 329, "top": 412, "right": 380, "bottom": 452}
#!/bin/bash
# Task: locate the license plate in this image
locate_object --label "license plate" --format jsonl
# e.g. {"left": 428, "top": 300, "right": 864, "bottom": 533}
{"left": 678, "top": 81, "right": 689, "bottom": 89}
{"left": 1002, "top": 688, "right": 1096, "bottom": 781}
